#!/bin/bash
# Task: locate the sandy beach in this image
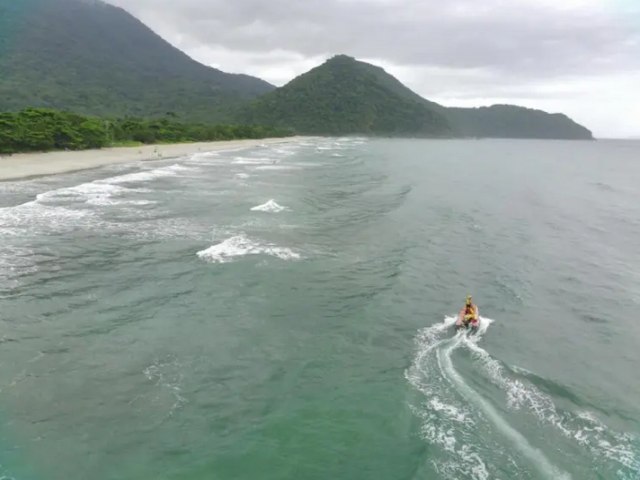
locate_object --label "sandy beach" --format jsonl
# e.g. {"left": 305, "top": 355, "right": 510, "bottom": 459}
{"left": 0, "top": 137, "right": 301, "bottom": 181}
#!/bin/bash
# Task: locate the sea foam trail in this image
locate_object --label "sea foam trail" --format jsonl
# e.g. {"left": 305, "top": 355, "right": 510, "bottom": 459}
{"left": 405, "top": 317, "right": 497, "bottom": 479}
{"left": 462, "top": 336, "right": 640, "bottom": 477}
{"left": 250, "top": 200, "right": 287, "bottom": 213}
{"left": 406, "top": 317, "right": 572, "bottom": 479}
{"left": 197, "top": 234, "right": 299, "bottom": 263}
{"left": 438, "top": 334, "right": 572, "bottom": 480}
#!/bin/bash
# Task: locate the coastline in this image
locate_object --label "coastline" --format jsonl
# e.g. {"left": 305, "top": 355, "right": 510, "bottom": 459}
{"left": 0, "top": 137, "right": 301, "bottom": 181}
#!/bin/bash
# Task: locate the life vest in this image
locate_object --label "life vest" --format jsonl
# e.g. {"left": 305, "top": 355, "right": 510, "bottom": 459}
{"left": 464, "top": 304, "right": 477, "bottom": 320}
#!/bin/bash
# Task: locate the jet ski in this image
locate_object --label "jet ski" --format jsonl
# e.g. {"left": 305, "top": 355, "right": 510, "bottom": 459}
{"left": 456, "top": 296, "right": 480, "bottom": 334}
{"left": 455, "top": 317, "right": 479, "bottom": 334}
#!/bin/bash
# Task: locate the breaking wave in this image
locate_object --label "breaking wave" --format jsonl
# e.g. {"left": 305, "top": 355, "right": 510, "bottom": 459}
{"left": 232, "top": 157, "right": 275, "bottom": 165}
{"left": 197, "top": 234, "right": 300, "bottom": 263}
{"left": 105, "top": 163, "right": 191, "bottom": 184}
{"left": 250, "top": 200, "right": 287, "bottom": 213}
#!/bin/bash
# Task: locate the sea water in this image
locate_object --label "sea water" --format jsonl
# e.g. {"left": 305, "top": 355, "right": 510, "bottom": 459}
{"left": 0, "top": 138, "right": 638, "bottom": 479}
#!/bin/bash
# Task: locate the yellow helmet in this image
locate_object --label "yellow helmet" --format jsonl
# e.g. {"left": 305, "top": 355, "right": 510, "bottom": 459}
{"left": 466, "top": 295, "right": 472, "bottom": 305}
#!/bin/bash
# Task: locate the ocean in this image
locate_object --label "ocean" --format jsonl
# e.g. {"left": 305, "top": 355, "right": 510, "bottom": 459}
{"left": 0, "top": 138, "right": 638, "bottom": 479}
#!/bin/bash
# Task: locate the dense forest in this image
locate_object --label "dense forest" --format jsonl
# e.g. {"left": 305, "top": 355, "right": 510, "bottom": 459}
{"left": 0, "top": 0, "right": 594, "bottom": 139}
{"left": 0, "top": 109, "right": 293, "bottom": 154}
{"left": 240, "top": 55, "right": 452, "bottom": 137}
{"left": 446, "top": 105, "right": 593, "bottom": 140}
{"left": 239, "top": 56, "right": 593, "bottom": 139}
{"left": 0, "top": 0, "right": 273, "bottom": 121}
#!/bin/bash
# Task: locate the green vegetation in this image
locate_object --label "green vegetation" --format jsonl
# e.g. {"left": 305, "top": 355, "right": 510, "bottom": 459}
{"left": 238, "top": 55, "right": 452, "bottom": 137}
{"left": 447, "top": 105, "right": 593, "bottom": 140}
{"left": 0, "top": 0, "right": 594, "bottom": 140}
{"left": 0, "top": 0, "right": 273, "bottom": 122}
{"left": 0, "top": 109, "right": 293, "bottom": 155}
{"left": 238, "top": 56, "right": 593, "bottom": 139}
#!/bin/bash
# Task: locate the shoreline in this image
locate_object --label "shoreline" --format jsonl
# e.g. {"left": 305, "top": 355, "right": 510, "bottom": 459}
{"left": 0, "top": 137, "right": 301, "bottom": 181}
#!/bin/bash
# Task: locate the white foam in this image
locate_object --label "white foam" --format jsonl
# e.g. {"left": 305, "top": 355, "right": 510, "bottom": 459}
{"left": 405, "top": 316, "right": 457, "bottom": 389}
{"left": 439, "top": 336, "right": 571, "bottom": 479}
{"left": 235, "top": 173, "right": 250, "bottom": 179}
{"left": 428, "top": 397, "right": 471, "bottom": 424}
{"left": 189, "top": 152, "right": 219, "bottom": 160}
{"left": 0, "top": 201, "right": 92, "bottom": 236}
{"left": 36, "top": 182, "right": 136, "bottom": 206}
{"left": 143, "top": 357, "right": 187, "bottom": 416}
{"left": 183, "top": 152, "right": 227, "bottom": 167}
{"left": 271, "top": 147, "right": 298, "bottom": 157}
{"left": 250, "top": 200, "right": 287, "bottom": 213}
{"left": 0, "top": 171, "right": 165, "bottom": 242}
{"left": 404, "top": 316, "right": 497, "bottom": 479}
{"left": 197, "top": 235, "right": 300, "bottom": 263}
{"left": 232, "top": 157, "right": 275, "bottom": 165}
{"left": 463, "top": 330, "right": 640, "bottom": 475}
{"left": 161, "top": 164, "right": 191, "bottom": 173}
{"left": 406, "top": 315, "right": 639, "bottom": 478}
{"left": 27, "top": 176, "right": 158, "bottom": 208}
{"left": 406, "top": 317, "right": 573, "bottom": 479}
{"left": 91, "top": 198, "right": 157, "bottom": 207}
{"left": 104, "top": 164, "right": 189, "bottom": 184}
{"left": 464, "top": 338, "right": 558, "bottom": 417}
{"left": 413, "top": 401, "right": 490, "bottom": 480}
{"left": 433, "top": 446, "right": 490, "bottom": 480}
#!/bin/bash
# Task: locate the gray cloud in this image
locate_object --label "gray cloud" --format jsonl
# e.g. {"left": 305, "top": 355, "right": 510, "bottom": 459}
{"left": 108, "top": 0, "right": 638, "bottom": 76}
{"left": 106, "top": 0, "right": 640, "bottom": 136}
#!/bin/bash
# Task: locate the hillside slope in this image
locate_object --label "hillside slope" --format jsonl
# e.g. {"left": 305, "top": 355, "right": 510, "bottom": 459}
{"left": 447, "top": 105, "right": 593, "bottom": 139}
{"left": 0, "top": 0, "right": 594, "bottom": 139}
{"left": 239, "top": 55, "right": 453, "bottom": 137}
{"left": 0, "top": 0, "right": 274, "bottom": 121}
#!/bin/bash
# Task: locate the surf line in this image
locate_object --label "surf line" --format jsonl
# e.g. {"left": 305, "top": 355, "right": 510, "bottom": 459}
{"left": 437, "top": 335, "right": 571, "bottom": 480}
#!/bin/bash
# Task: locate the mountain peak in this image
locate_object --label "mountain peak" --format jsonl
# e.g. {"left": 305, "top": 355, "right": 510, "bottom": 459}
{"left": 240, "top": 56, "right": 452, "bottom": 136}
{"left": 325, "top": 54, "right": 358, "bottom": 64}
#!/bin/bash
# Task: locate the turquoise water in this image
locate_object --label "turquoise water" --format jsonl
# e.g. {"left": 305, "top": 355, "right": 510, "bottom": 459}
{"left": 0, "top": 138, "right": 639, "bottom": 479}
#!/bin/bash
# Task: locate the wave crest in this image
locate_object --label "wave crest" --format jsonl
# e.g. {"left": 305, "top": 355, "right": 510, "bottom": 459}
{"left": 250, "top": 200, "right": 287, "bottom": 213}
{"left": 197, "top": 235, "right": 299, "bottom": 263}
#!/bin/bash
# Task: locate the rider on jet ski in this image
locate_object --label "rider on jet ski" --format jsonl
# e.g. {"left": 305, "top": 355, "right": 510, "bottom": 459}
{"left": 459, "top": 295, "right": 479, "bottom": 329}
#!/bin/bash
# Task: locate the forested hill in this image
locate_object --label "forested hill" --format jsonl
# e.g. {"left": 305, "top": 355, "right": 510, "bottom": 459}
{"left": 238, "top": 55, "right": 452, "bottom": 137}
{"left": 238, "top": 56, "right": 593, "bottom": 139}
{"left": 0, "top": 0, "right": 274, "bottom": 121}
{"left": 0, "top": 0, "right": 594, "bottom": 139}
{"left": 447, "top": 105, "right": 594, "bottom": 140}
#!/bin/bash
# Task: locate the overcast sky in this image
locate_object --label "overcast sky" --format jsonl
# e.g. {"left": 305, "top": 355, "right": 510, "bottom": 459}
{"left": 107, "top": 0, "right": 640, "bottom": 138}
